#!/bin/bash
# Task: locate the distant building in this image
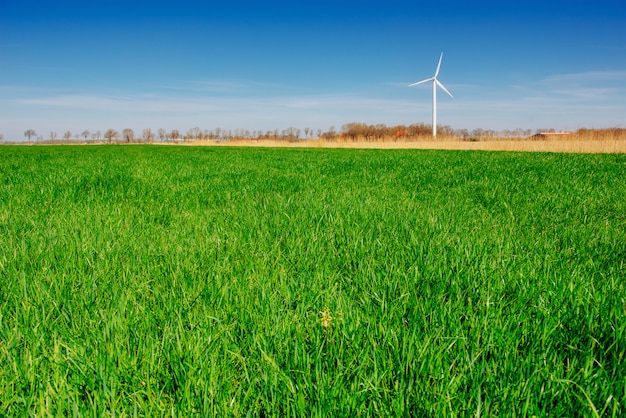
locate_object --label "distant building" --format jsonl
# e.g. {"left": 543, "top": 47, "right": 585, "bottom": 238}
{"left": 530, "top": 132, "right": 573, "bottom": 139}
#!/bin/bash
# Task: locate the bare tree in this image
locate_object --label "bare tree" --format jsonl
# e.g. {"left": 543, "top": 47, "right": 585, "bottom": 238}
{"left": 142, "top": 128, "right": 154, "bottom": 143}
{"left": 104, "top": 129, "right": 118, "bottom": 143}
{"left": 471, "top": 128, "right": 484, "bottom": 139}
{"left": 187, "top": 127, "right": 201, "bottom": 141}
{"left": 50, "top": 131, "right": 57, "bottom": 141}
{"left": 0, "top": 133, "right": 4, "bottom": 143}
{"left": 282, "top": 127, "right": 301, "bottom": 141}
{"left": 91, "top": 131, "right": 101, "bottom": 141}
{"left": 63, "top": 131, "right": 72, "bottom": 141}
{"left": 122, "top": 128, "right": 134, "bottom": 143}
{"left": 158, "top": 128, "right": 167, "bottom": 142}
{"left": 326, "top": 126, "right": 336, "bottom": 140}
{"left": 24, "top": 129, "right": 36, "bottom": 143}
{"left": 169, "top": 129, "right": 180, "bottom": 142}
{"left": 81, "top": 130, "right": 90, "bottom": 140}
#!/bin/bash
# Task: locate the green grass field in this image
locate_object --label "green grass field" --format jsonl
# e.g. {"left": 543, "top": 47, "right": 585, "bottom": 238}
{"left": 1, "top": 145, "right": 625, "bottom": 416}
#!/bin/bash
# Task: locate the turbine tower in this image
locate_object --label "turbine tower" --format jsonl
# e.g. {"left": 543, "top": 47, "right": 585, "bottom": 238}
{"left": 409, "top": 53, "right": 453, "bottom": 138}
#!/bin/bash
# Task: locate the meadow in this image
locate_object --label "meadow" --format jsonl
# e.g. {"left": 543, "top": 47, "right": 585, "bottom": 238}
{"left": 0, "top": 145, "right": 625, "bottom": 416}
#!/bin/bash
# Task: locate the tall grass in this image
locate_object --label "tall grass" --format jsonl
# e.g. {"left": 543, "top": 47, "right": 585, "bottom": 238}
{"left": 1, "top": 145, "right": 625, "bottom": 416}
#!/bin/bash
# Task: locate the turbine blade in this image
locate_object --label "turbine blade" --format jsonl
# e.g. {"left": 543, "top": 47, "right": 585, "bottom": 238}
{"left": 435, "top": 52, "right": 443, "bottom": 77}
{"left": 436, "top": 80, "right": 454, "bottom": 98}
{"left": 409, "top": 77, "right": 433, "bottom": 87}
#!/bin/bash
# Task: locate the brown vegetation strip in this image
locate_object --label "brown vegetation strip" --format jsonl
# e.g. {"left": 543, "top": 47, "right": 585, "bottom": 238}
{"left": 178, "top": 138, "right": 626, "bottom": 154}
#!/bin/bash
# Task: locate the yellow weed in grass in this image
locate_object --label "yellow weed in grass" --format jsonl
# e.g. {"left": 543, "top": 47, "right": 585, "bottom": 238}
{"left": 319, "top": 308, "right": 342, "bottom": 329}
{"left": 320, "top": 308, "right": 333, "bottom": 328}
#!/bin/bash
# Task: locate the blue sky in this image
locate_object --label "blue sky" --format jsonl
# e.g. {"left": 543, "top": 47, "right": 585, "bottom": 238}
{"left": 1, "top": 0, "right": 625, "bottom": 140}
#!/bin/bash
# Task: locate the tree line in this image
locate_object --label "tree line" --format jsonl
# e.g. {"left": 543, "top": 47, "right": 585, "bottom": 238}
{"left": 17, "top": 127, "right": 315, "bottom": 144}
{"left": 9, "top": 125, "right": 626, "bottom": 144}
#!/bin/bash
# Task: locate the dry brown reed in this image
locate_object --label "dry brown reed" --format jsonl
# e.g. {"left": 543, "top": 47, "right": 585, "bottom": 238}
{"left": 185, "top": 131, "right": 626, "bottom": 154}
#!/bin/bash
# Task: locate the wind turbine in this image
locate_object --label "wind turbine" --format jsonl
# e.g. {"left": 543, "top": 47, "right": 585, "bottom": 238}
{"left": 409, "top": 53, "right": 453, "bottom": 138}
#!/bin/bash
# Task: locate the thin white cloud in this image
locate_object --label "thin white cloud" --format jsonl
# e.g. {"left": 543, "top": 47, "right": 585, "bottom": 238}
{"left": 505, "top": 69, "right": 626, "bottom": 107}
{"left": 532, "top": 70, "right": 626, "bottom": 100}
{"left": 17, "top": 94, "right": 224, "bottom": 113}
{"left": 551, "top": 87, "right": 624, "bottom": 100}
{"left": 153, "top": 78, "right": 298, "bottom": 95}
{"left": 14, "top": 92, "right": 417, "bottom": 114}
{"left": 542, "top": 70, "right": 626, "bottom": 83}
